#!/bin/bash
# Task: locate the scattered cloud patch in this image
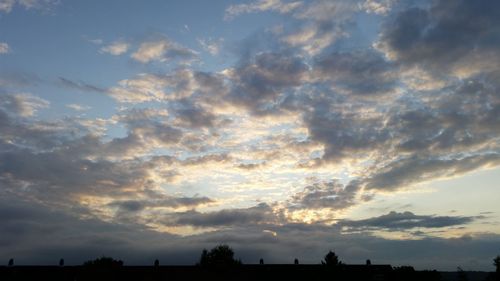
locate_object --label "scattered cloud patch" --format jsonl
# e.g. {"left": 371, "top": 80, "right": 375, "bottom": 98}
{"left": 131, "top": 38, "right": 198, "bottom": 64}
{"left": 100, "top": 41, "right": 129, "bottom": 55}
{"left": 224, "top": 0, "right": 302, "bottom": 20}
{"left": 198, "top": 37, "right": 224, "bottom": 56}
{"left": 66, "top": 104, "right": 91, "bottom": 111}
{"left": 0, "top": 0, "right": 59, "bottom": 13}
{"left": 0, "top": 93, "right": 49, "bottom": 117}
{"left": 0, "top": 42, "right": 10, "bottom": 54}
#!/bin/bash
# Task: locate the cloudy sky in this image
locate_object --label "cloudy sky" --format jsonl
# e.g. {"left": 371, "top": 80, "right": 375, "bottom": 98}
{"left": 1, "top": 0, "right": 500, "bottom": 271}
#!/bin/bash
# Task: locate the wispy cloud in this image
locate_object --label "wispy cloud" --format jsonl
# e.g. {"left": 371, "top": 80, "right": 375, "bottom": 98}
{"left": 100, "top": 41, "right": 129, "bottom": 56}
{"left": 0, "top": 93, "right": 49, "bottom": 117}
{"left": 0, "top": 0, "right": 59, "bottom": 13}
{"left": 224, "top": 0, "right": 302, "bottom": 21}
{"left": 198, "top": 37, "right": 224, "bottom": 56}
{"left": 131, "top": 37, "right": 198, "bottom": 64}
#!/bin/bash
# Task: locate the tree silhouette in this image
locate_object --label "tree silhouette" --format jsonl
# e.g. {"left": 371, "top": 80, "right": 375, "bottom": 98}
{"left": 198, "top": 244, "right": 241, "bottom": 267}
{"left": 83, "top": 256, "right": 124, "bottom": 268}
{"left": 59, "top": 258, "right": 64, "bottom": 267}
{"left": 494, "top": 256, "right": 500, "bottom": 273}
{"left": 8, "top": 258, "right": 13, "bottom": 267}
{"left": 457, "top": 266, "right": 468, "bottom": 281}
{"left": 322, "top": 250, "right": 341, "bottom": 266}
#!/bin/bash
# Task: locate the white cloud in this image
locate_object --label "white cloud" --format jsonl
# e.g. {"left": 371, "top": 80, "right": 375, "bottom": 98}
{"left": 0, "top": 93, "right": 50, "bottom": 117}
{"left": 361, "top": 0, "right": 396, "bottom": 15}
{"left": 108, "top": 73, "right": 169, "bottom": 103}
{"left": 0, "top": 0, "right": 15, "bottom": 12}
{"left": 198, "top": 37, "right": 224, "bottom": 56}
{"left": 100, "top": 41, "right": 129, "bottom": 56}
{"left": 66, "top": 104, "right": 91, "bottom": 111}
{"left": 0, "top": 42, "right": 10, "bottom": 54}
{"left": 225, "top": 0, "right": 302, "bottom": 20}
{"left": 282, "top": 24, "right": 345, "bottom": 56}
{"left": 131, "top": 38, "right": 197, "bottom": 64}
{"left": 0, "top": 0, "right": 58, "bottom": 13}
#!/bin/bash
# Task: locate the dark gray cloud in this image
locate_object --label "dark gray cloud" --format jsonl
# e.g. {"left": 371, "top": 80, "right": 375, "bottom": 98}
{"left": 378, "top": 0, "right": 500, "bottom": 74}
{"left": 228, "top": 52, "right": 309, "bottom": 113}
{"left": 365, "top": 154, "right": 500, "bottom": 191}
{"left": 313, "top": 50, "right": 398, "bottom": 95}
{"left": 290, "top": 180, "right": 360, "bottom": 210}
{"left": 58, "top": 77, "right": 106, "bottom": 93}
{"left": 108, "top": 196, "right": 214, "bottom": 213}
{"left": 172, "top": 100, "right": 218, "bottom": 129}
{"left": 165, "top": 203, "right": 277, "bottom": 228}
{"left": 341, "top": 211, "right": 480, "bottom": 231}
{"left": 0, "top": 148, "right": 148, "bottom": 201}
{"left": 303, "top": 102, "right": 390, "bottom": 163}
{"left": 1, "top": 193, "right": 499, "bottom": 270}
{"left": 117, "top": 108, "right": 183, "bottom": 147}
{"left": 236, "top": 162, "right": 265, "bottom": 170}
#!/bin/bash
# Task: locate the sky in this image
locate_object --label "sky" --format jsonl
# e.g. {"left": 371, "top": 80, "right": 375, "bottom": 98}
{"left": 0, "top": 0, "right": 499, "bottom": 271}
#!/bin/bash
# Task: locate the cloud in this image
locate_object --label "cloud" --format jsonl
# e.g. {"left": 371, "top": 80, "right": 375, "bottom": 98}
{"left": 100, "top": 41, "right": 129, "bottom": 55}
{"left": 108, "top": 73, "right": 169, "bottom": 103}
{"left": 364, "top": 154, "right": 500, "bottom": 191}
{"left": 59, "top": 77, "right": 106, "bottom": 93}
{"left": 198, "top": 37, "right": 224, "bottom": 56}
{"left": 273, "top": 1, "right": 359, "bottom": 55}
{"left": 0, "top": 93, "right": 49, "bottom": 117}
{"left": 108, "top": 69, "right": 224, "bottom": 104}
{"left": 165, "top": 203, "right": 277, "bottom": 228}
{"left": 228, "top": 52, "right": 309, "bottom": 113}
{"left": 303, "top": 104, "right": 390, "bottom": 164}
{"left": 282, "top": 23, "right": 346, "bottom": 56}
{"left": 131, "top": 38, "right": 198, "bottom": 64}
{"left": 0, "top": 42, "right": 10, "bottom": 54}
{"left": 313, "top": 50, "right": 398, "bottom": 95}
{"left": 361, "top": 0, "right": 396, "bottom": 15}
{"left": 2, "top": 191, "right": 500, "bottom": 270}
{"left": 0, "top": 0, "right": 59, "bottom": 13}
{"left": 341, "top": 211, "right": 480, "bottom": 231}
{"left": 376, "top": 0, "right": 500, "bottom": 78}
{"left": 224, "top": 0, "right": 302, "bottom": 20}
{"left": 108, "top": 196, "right": 214, "bottom": 213}
{"left": 66, "top": 104, "right": 91, "bottom": 111}
{"left": 172, "top": 101, "right": 218, "bottom": 129}
{"left": 290, "top": 180, "right": 360, "bottom": 210}
{"left": 117, "top": 109, "right": 183, "bottom": 147}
